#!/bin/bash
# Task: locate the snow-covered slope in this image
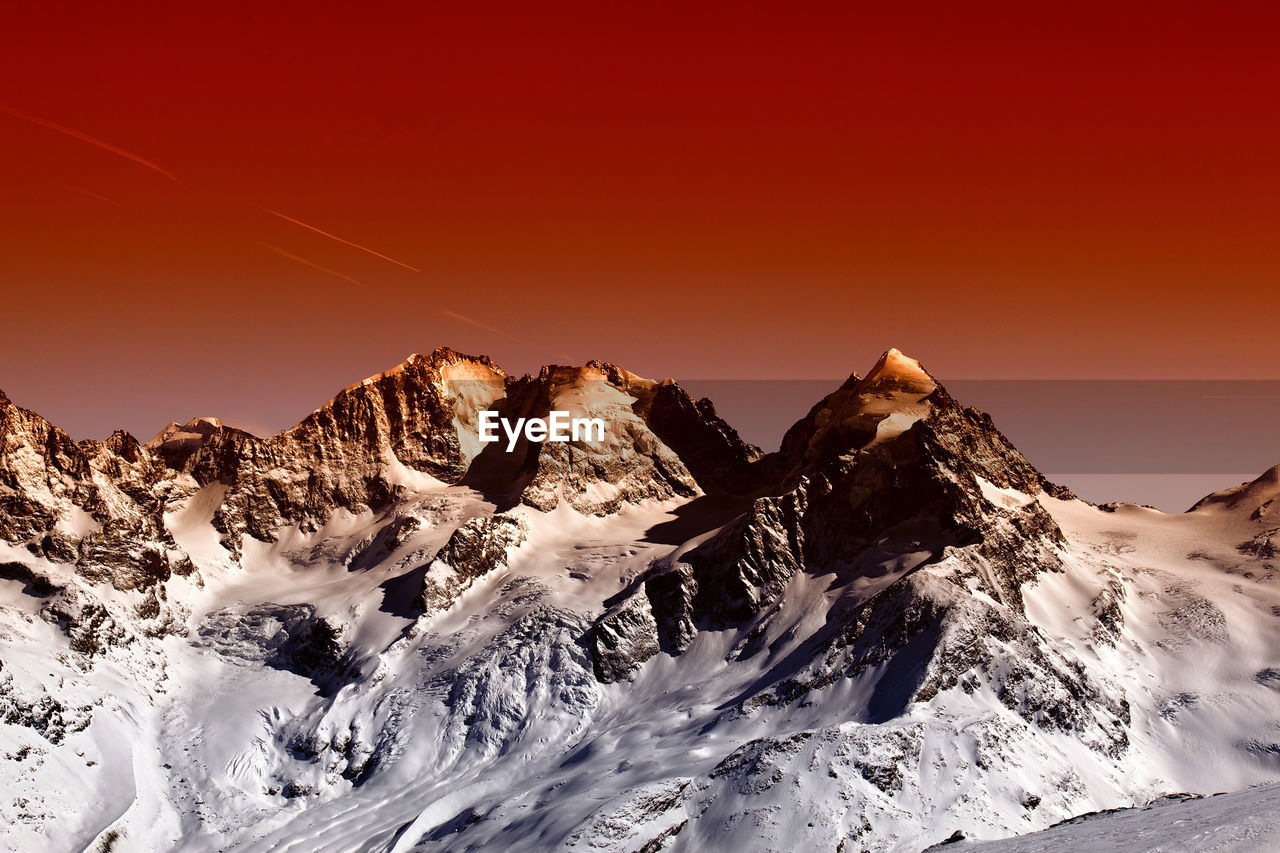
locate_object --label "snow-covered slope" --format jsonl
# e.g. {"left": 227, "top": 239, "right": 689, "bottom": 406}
{"left": 946, "top": 783, "right": 1280, "bottom": 852}
{"left": 0, "top": 350, "right": 1276, "bottom": 852}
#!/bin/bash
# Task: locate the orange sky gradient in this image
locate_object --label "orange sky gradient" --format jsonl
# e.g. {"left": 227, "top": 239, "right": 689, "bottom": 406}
{"left": 2, "top": 1, "right": 1278, "bottom": 440}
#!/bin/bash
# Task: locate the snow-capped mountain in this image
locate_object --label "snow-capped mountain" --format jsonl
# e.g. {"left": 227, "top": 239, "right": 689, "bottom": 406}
{"left": 1, "top": 349, "right": 1277, "bottom": 852}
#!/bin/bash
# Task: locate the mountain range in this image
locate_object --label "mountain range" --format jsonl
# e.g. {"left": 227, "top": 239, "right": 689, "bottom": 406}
{"left": 1, "top": 347, "right": 1277, "bottom": 852}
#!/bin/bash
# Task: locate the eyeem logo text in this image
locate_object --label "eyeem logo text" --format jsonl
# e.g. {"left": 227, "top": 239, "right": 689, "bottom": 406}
{"left": 479, "top": 411, "right": 606, "bottom": 452}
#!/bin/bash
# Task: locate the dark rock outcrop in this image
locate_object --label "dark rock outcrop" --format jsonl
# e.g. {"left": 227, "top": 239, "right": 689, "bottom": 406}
{"left": 639, "top": 382, "right": 764, "bottom": 496}
{"left": 418, "top": 514, "right": 530, "bottom": 615}
{"left": 589, "top": 350, "right": 1074, "bottom": 705}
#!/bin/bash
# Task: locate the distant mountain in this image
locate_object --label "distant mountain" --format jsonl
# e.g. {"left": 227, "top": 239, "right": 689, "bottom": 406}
{"left": 0, "top": 350, "right": 1276, "bottom": 852}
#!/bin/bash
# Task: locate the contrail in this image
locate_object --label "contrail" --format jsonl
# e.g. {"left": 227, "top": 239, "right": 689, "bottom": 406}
{"left": 260, "top": 206, "right": 420, "bottom": 272}
{"left": 56, "top": 183, "right": 119, "bottom": 205}
{"left": 444, "top": 309, "right": 507, "bottom": 336}
{"left": 262, "top": 243, "right": 367, "bottom": 289}
{"left": 3, "top": 103, "right": 423, "bottom": 277}
{"left": 1, "top": 104, "right": 177, "bottom": 180}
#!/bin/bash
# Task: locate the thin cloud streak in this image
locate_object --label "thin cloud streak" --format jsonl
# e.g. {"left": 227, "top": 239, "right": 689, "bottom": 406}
{"left": 260, "top": 206, "right": 421, "bottom": 272}
{"left": 56, "top": 183, "right": 119, "bottom": 205}
{"left": 3, "top": 105, "right": 423, "bottom": 286}
{"left": 262, "top": 243, "right": 367, "bottom": 289}
{"left": 444, "top": 309, "right": 507, "bottom": 336}
{"left": 2, "top": 104, "right": 178, "bottom": 180}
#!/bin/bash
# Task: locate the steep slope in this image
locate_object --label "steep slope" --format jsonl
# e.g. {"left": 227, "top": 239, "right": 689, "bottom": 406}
{"left": 0, "top": 348, "right": 1277, "bottom": 853}
{"left": 135, "top": 350, "right": 749, "bottom": 550}
{"left": 590, "top": 348, "right": 1073, "bottom": 681}
{"left": 465, "top": 360, "right": 741, "bottom": 515}
{"left": 633, "top": 377, "right": 765, "bottom": 497}
{"left": 0, "top": 387, "right": 194, "bottom": 593}
{"left": 1191, "top": 464, "right": 1280, "bottom": 517}
{"left": 0, "top": 387, "right": 159, "bottom": 553}
{"left": 164, "top": 348, "right": 507, "bottom": 551}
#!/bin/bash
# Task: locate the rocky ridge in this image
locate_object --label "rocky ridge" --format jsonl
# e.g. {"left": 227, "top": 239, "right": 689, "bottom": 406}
{"left": 0, "top": 348, "right": 1277, "bottom": 853}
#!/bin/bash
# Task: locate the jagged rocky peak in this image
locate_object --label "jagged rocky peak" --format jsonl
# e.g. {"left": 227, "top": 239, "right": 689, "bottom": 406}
{"left": 279, "top": 347, "right": 506, "bottom": 480}
{"left": 194, "top": 349, "right": 508, "bottom": 549}
{"left": 97, "top": 428, "right": 147, "bottom": 462}
{"left": 346, "top": 347, "right": 508, "bottom": 411}
{"left": 773, "top": 347, "right": 1061, "bottom": 498}
{"left": 779, "top": 347, "right": 939, "bottom": 468}
{"left": 1, "top": 389, "right": 88, "bottom": 543}
{"left": 0, "top": 388, "right": 189, "bottom": 594}
{"left": 641, "top": 381, "right": 765, "bottom": 497}
{"left": 0, "top": 385, "right": 88, "bottom": 476}
{"left": 146, "top": 416, "right": 258, "bottom": 472}
{"left": 863, "top": 345, "right": 937, "bottom": 389}
{"left": 79, "top": 429, "right": 171, "bottom": 510}
{"left": 590, "top": 347, "right": 1072, "bottom": 684}
{"left": 148, "top": 415, "right": 228, "bottom": 445}
{"left": 0, "top": 397, "right": 201, "bottom": 545}
{"left": 474, "top": 360, "right": 701, "bottom": 515}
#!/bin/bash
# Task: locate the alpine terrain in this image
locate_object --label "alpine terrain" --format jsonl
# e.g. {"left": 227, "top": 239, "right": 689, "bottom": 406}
{"left": 1, "top": 347, "right": 1277, "bottom": 852}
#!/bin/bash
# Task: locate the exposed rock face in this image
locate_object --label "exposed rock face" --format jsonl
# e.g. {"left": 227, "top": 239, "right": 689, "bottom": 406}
{"left": 464, "top": 359, "right": 772, "bottom": 514}
{"left": 0, "top": 348, "right": 502, "bottom": 563}
{"left": 174, "top": 348, "right": 508, "bottom": 549}
{"left": 0, "top": 387, "right": 113, "bottom": 545}
{"left": 418, "top": 514, "right": 530, "bottom": 614}
{"left": 590, "top": 351, "right": 1075, "bottom": 698}
{"left": 776, "top": 346, "right": 935, "bottom": 470}
{"left": 269, "top": 349, "right": 504, "bottom": 482}
{"left": 3, "top": 346, "right": 1279, "bottom": 853}
{"left": 640, "top": 381, "right": 765, "bottom": 496}
{"left": 0, "top": 389, "right": 188, "bottom": 596}
{"left": 147, "top": 417, "right": 243, "bottom": 471}
{"left": 0, "top": 664, "right": 93, "bottom": 745}
{"left": 586, "top": 587, "right": 661, "bottom": 683}
{"left": 467, "top": 362, "right": 702, "bottom": 515}
{"left": 3, "top": 350, "right": 771, "bottom": 565}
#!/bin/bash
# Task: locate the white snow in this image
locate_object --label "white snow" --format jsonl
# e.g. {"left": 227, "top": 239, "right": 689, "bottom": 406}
{"left": 2, "top": 470, "right": 1279, "bottom": 851}
{"left": 950, "top": 784, "right": 1280, "bottom": 852}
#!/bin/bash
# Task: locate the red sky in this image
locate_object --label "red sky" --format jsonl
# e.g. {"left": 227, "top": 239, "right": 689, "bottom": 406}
{"left": 2, "top": 1, "right": 1278, "bottom": 439}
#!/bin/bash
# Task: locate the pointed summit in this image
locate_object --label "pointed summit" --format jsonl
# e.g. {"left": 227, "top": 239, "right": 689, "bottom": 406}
{"left": 333, "top": 347, "right": 506, "bottom": 399}
{"left": 779, "top": 348, "right": 941, "bottom": 466}
{"left": 861, "top": 347, "right": 937, "bottom": 394}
